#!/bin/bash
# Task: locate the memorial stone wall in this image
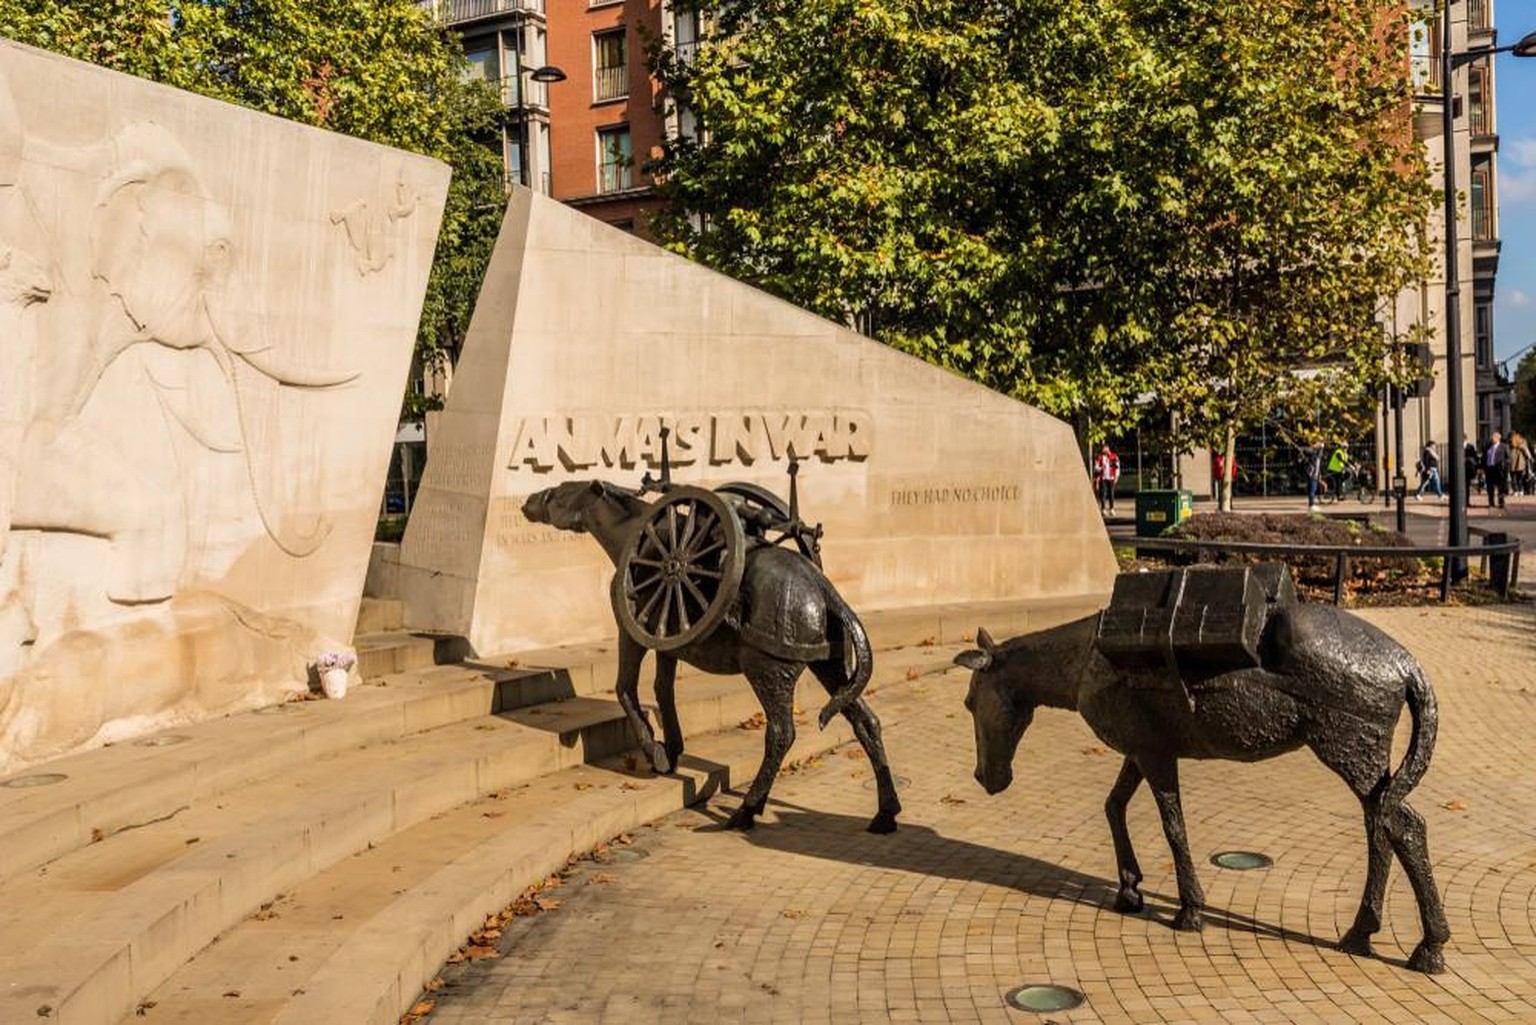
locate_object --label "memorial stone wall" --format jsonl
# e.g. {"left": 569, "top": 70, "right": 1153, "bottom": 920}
{"left": 399, "top": 188, "right": 1117, "bottom": 655}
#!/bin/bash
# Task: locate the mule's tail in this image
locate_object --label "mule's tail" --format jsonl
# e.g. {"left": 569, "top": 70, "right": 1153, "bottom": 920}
{"left": 1382, "top": 666, "right": 1438, "bottom": 811}
{"left": 817, "top": 591, "right": 873, "bottom": 730}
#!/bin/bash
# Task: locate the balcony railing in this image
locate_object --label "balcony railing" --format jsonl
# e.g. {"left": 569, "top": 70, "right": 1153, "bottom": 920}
{"left": 595, "top": 65, "right": 627, "bottom": 101}
{"left": 417, "top": 0, "right": 545, "bottom": 25}
{"left": 1468, "top": 0, "right": 1488, "bottom": 31}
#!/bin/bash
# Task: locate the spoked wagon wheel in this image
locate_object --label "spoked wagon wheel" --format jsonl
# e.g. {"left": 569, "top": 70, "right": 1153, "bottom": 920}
{"left": 612, "top": 486, "right": 746, "bottom": 651}
{"left": 716, "top": 481, "right": 823, "bottom": 568}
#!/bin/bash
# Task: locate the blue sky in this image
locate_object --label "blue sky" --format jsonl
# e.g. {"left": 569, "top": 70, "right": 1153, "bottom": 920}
{"left": 1495, "top": 47, "right": 1536, "bottom": 370}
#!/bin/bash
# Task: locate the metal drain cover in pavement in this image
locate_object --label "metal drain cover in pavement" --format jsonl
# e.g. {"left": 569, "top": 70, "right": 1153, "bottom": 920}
{"left": 1211, "top": 850, "right": 1273, "bottom": 870}
{"left": 2, "top": 773, "right": 68, "bottom": 789}
{"left": 1005, "top": 984, "right": 1085, "bottom": 1014}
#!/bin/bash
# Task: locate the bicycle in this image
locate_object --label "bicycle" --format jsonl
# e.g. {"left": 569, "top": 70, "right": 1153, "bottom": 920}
{"left": 1321, "top": 463, "right": 1376, "bottom": 504}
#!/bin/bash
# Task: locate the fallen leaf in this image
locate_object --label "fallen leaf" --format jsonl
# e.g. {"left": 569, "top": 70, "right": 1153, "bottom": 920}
{"left": 535, "top": 896, "right": 563, "bottom": 911}
{"left": 843, "top": 750, "right": 863, "bottom": 759}
{"left": 465, "top": 944, "right": 500, "bottom": 961}
{"left": 134, "top": 1002, "right": 156, "bottom": 1017}
{"left": 409, "top": 999, "right": 436, "bottom": 1017}
{"left": 573, "top": 782, "right": 593, "bottom": 791}
{"left": 1082, "top": 745, "right": 1108, "bottom": 756}
{"left": 905, "top": 668, "right": 920, "bottom": 680}
{"left": 222, "top": 991, "right": 240, "bottom": 999}
{"left": 918, "top": 637, "right": 936, "bottom": 647}
{"left": 505, "top": 659, "right": 520, "bottom": 669}
{"left": 184, "top": 837, "right": 201, "bottom": 845}
{"left": 738, "top": 712, "right": 766, "bottom": 730}
{"left": 1442, "top": 799, "right": 1468, "bottom": 812}
{"left": 621, "top": 781, "right": 643, "bottom": 791}
{"left": 446, "top": 950, "right": 467, "bottom": 965}
{"left": 482, "top": 810, "right": 505, "bottom": 819}
{"left": 90, "top": 828, "right": 104, "bottom": 844}
{"left": 940, "top": 794, "right": 967, "bottom": 805}
{"left": 782, "top": 909, "right": 805, "bottom": 919}
{"left": 424, "top": 977, "right": 445, "bottom": 992}
{"left": 590, "top": 872, "right": 618, "bottom": 885}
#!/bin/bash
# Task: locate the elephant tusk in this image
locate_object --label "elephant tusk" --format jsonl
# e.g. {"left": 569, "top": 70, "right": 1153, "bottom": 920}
{"left": 233, "top": 345, "right": 359, "bottom": 389}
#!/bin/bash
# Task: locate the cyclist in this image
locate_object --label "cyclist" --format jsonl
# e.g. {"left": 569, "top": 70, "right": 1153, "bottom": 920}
{"left": 1325, "top": 444, "right": 1349, "bottom": 498}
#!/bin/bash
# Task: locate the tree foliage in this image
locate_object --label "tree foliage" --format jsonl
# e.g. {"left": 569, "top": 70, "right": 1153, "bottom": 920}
{"left": 0, "top": 0, "right": 508, "bottom": 417}
{"left": 651, "top": 0, "right": 1434, "bottom": 457}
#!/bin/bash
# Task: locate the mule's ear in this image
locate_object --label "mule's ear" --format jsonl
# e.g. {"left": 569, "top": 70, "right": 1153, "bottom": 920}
{"left": 954, "top": 649, "right": 992, "bottom": 672}
{"left": 588, "top": 480, "right": 606, "bottom": 495}
{"left": 977, "top": 626, "right": 997, "bottom": 652}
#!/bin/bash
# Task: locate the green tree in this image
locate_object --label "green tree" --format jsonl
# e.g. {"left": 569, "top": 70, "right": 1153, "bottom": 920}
{"left": 652, "top": 0, "right": 1433, "bottom": 506}
{"left": 1512, "top": 350, "right": 1536, "bottom": 441}
{"left": 0, "top": 0, "right": 509, "bottom": 417}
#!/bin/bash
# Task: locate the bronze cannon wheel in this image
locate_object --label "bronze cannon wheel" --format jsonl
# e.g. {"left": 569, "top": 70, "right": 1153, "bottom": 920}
{"left": 612, "top": 486, "right": 746, "bottom": 651}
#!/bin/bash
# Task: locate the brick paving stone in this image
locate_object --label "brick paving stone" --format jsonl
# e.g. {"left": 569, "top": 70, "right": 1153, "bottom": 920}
{"left": 424, "top": 605, "right": 1536, "bottom": 1024}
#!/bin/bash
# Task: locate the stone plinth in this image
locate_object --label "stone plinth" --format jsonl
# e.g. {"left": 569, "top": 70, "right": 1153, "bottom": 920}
{"left": 398, "top": 188, "right": 1116, "bottom": 656}
{"left": 0, "top": 40, "right": 449, "bottom": 769}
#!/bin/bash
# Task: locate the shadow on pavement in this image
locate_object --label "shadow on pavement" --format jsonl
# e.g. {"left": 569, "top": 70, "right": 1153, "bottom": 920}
{"left": 692, "top": 797, "right": 1397, "bottom": 967}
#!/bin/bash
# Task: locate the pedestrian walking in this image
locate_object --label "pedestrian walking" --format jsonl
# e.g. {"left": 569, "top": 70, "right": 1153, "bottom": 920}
{"left": 1414, "top": 439, "right": 1444, "bottom": 500}
{"left": 1304, "top": 443, "right": 1323, "bottom": 509}
{"left": 1510, "top": 432, "right": 1534, "bottom": 495}
{"left": 1484, "top": 431, "right": 1509, "bottom": 509}
{"left": 1093, "top": 444, "right": 1121, "bottom": 514}
{"left": 1464, "top": 437, "right": 1480, "bottom": 508}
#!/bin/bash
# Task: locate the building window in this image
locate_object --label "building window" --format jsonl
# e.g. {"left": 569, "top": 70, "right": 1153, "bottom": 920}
{"left": 1470, "top": 163, "right": 1492, "bottom": 240}
{"left": 464, "top": 45, "right": 498, "bottom": 83}
{"left": 594, "top": 29, "right": 627, "bottom": 102}
{"left": 1468, "top": 65, "right": 1489, "bottom": 136}
{"left": 1410, "top": 18, "right": 1439, "bottom": 94}
{"left": 598, "top": 126, "right": 632, "bottom": 193}
{"left": 674, "top": 10, "right": 700, "bottom": 64}
{"left": 1475, "top": 302, "right": 1493, "bottom": 370}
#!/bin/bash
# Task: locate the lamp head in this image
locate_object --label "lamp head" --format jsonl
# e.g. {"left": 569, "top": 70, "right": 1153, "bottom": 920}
{"left": 530, "top": 65, "right": 567, "bottom": 84}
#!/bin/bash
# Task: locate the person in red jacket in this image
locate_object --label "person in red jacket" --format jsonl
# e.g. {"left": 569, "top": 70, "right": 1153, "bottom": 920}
{"left": 1093, "top": 444, "right": 1121, "bottom": 514}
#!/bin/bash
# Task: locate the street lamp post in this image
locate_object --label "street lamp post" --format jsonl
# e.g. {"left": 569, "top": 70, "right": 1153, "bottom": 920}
{"left": 518, "top": 65, "right": 566, "bottom": 192}
{"left": 1438, "top": 13, "right": 1536, "bottom": 574}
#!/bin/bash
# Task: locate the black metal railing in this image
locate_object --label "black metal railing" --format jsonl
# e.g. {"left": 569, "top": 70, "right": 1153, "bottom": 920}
{"left": 1130, "top": 534, "right": 1521, "bottom": 604}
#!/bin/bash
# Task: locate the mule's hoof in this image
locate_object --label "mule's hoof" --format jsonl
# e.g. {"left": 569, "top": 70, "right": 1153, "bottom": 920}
{"left": 645, "top": 742, "right": 672, "bottom": 775}
{"left": 1171, "top": 907, "right": 1204, "bottom": 932}
{"left": 1407, "top": 943, "right": 1446, "bottom": 974}
{"left": 1337, "top": 928, "right": 1374, "bottom": 958}
{"left": 725, "top": 807, "right": 757, "bottom": 831}
{"left": 866, "top": 813, "right": 898, "bottom": 835}
{"left": 1113, "top": 889, "right": 1144, "bottom": 914}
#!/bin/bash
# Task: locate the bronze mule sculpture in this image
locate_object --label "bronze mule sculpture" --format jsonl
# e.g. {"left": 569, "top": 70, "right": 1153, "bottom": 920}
{"left": 954, "top": 602, "right": 1449, "bottom": 973}
{"left": 522, "top": 481, "right": 902, "bottom": 833}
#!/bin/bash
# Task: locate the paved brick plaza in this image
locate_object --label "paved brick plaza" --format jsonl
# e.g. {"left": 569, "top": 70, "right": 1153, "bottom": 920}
{"left": 427, "top": 606, "right": 1536, "bottom": 1024}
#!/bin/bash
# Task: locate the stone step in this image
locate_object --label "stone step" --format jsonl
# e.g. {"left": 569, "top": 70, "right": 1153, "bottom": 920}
{"left": 353, "top": 630, "right": 459, "bottom": 680}
{"left": 0, "top": 663, "right": 875, "bottom": 1025}
{"left": 124, "top": 647, "right": 967, "bottom": 1025}
{"left": 353, "top": 597, "right": 404, "bottom": 636}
